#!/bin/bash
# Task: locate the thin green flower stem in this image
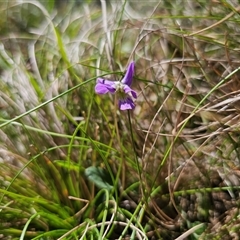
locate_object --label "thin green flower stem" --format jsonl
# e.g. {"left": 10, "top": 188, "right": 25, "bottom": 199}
{"left": 150, "top": 66, "right": 240, "bottom": 196}
{"left": 127, "top": 110, "right": 143, "bottom": 195}
{"left": 113, "top": 94, "right": 124, "bottom": 197}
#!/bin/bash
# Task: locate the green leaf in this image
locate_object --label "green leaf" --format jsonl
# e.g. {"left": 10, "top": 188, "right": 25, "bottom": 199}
{"left": 85, "top": 166, "right": 113, "bottom": 191}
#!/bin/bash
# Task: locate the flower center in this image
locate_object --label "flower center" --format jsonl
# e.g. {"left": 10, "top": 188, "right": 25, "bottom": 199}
{"left": 114, "top": 81, "right": 127, "bottom": 100}
{"left": 114, "top": 81, "right": 125, "bottom": 92}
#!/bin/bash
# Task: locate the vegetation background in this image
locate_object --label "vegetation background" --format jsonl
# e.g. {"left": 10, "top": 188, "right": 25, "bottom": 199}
{"left": 1, "top": 0, "right": 240, "bottom": 239}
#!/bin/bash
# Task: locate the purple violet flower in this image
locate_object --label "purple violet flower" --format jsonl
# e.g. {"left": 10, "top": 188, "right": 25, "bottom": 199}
{"left": 95, "top": 61, "right": 137, "bottom": 110}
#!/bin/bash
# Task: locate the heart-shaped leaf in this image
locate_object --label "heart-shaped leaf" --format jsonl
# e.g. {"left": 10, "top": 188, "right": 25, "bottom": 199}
{"left": 85, "top": 166, "right": 113, "bottom": 191}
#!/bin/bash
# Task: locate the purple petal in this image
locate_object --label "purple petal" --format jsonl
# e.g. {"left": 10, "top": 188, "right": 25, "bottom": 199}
{"left": 96, "top": 78, "right": 116, "bottom": 86}
{"left": 119, "top": 97, "right": 135, "bottom": 110}
{"left": 95, "top": 78, "right": 116, "bottom": 94}
{"left": 121, "top": 61, "right": 134, "bottom": 86}
{"left": 123, "top": 85, "right": 137, "bottom": 99}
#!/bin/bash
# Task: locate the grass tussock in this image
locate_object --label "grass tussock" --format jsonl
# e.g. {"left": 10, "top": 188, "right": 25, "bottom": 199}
{"left": 1, "top": 0, "right": 240, "bottom": 239}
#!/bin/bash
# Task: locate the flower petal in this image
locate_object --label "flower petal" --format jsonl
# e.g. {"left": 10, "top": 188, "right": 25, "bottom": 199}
{"left": 123, "top": 85, "right": 137, "bottom": 99}
{"left": 119, "top": 97, "right": 135, "bottom": 110}
{"left": 121, "top": 61, "right": 134, "bottom": 86}
{"left": 96, "top": 78, "right": 116, "bottom": 86}
{"left": 95, "top": 78, "right": 116, "bottom": 94}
